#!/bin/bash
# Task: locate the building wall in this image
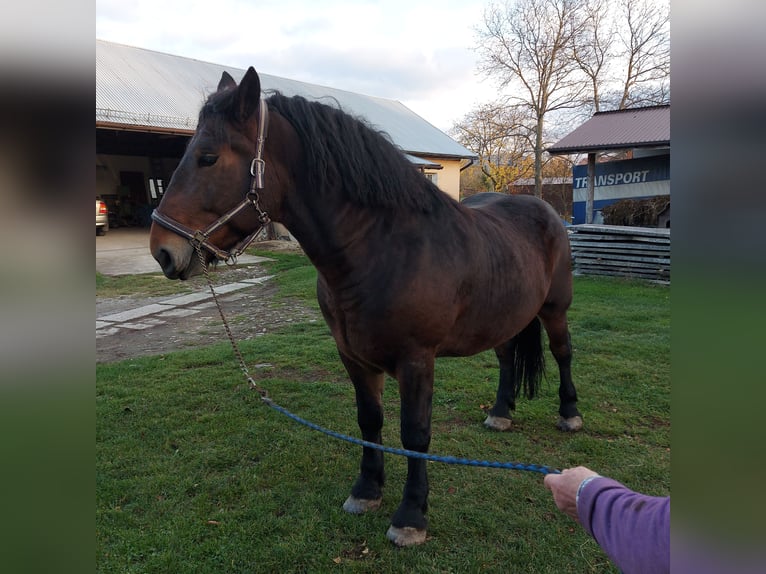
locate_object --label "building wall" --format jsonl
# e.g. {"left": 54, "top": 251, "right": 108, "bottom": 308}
{"left": 423, "top": 157, "right": 462, "bottom": 201}
{"left": 96, "top": 154, "right": 152, "bottom": 198}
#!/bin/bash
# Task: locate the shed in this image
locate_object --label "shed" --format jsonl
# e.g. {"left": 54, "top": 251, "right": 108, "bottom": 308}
{"left": 547, "top": 105, "right": 670, "bottom": 225}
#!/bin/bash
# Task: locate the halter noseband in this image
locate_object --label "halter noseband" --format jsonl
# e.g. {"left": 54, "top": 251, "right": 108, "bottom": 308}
{"left": 151, "top": 97, "right": 272, "bottom": 263}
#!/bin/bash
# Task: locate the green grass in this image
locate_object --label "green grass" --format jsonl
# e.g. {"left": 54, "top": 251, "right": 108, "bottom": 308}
{"left": 97, "top": 257, "right": 669, "bottom": 573}
{"left": 96, "top": 270, "right": 193, "bottom": 297}
{"left": 96, "top": 268, "right": 240, "bottom": 298}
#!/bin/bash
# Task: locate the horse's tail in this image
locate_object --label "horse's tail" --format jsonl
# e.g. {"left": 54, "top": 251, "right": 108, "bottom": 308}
{"left": 513, "top": 317, "right": 545, "bottom": 400}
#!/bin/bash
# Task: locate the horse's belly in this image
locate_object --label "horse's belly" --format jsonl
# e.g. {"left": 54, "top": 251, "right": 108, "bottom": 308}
{"left": 435, "top": 334, "right": 504, "bottom": 358}
{"left": 435, "top": 306, "right": 538, "bottom": 357}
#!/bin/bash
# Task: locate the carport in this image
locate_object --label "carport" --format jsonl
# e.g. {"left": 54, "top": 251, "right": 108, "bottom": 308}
{"left": 547, "top": 105, "right": 670, "bottom": 224}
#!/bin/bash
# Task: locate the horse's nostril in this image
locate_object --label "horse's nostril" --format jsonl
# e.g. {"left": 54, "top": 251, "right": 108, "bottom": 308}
{"left": 155, "top": 248, "right": 175, "bottom": 275}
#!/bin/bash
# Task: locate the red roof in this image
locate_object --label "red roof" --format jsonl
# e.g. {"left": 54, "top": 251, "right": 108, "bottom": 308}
{"left": 548, "top": 105, "right": 669, "bottom": 154}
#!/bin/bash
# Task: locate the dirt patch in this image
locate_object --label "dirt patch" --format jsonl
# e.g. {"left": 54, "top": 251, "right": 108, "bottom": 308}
{"left": 97, "top": 241, "right": 322, "bottom": 363}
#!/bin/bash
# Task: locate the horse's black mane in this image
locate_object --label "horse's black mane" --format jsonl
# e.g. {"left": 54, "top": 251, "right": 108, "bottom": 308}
{"left": 270, "top": 92, "right": 457, "bottom": 213}
{"left": 203, "top": 88, "right": 452, "bottom": 214}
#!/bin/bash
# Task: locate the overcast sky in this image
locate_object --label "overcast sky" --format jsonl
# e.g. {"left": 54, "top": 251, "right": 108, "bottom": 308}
{"left": 96, "top": 0, "right": 500, "bottom": 131}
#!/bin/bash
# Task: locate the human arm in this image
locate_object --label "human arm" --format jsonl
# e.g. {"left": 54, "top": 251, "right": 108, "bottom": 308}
{"left": 543, "top": 466, "right": 599, "bottom": 521}
{"left": 544, "top": 467, "right": 670, "bottom": 574}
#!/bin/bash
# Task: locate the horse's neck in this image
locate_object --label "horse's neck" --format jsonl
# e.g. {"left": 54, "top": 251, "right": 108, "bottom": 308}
{"left": 259, "top": 111, "right": 355, "bottom": 280}
{"left": 282, "top": 189, "right": 377, "bottom": 284}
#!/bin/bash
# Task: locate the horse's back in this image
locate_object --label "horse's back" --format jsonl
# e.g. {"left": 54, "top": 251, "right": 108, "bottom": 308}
{"left": 461, "top": 192, "right": 570, "bottom": 257}
{"left": 462, "top": 192, "right": 561, "bottom": 226}
{"left": 462, "top": 191, "right": 572, "bottom": 303}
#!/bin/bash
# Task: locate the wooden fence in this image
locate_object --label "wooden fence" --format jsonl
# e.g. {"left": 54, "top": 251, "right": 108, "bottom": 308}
{"left": 568, "top": 224, "right": 670, "bottom": 283}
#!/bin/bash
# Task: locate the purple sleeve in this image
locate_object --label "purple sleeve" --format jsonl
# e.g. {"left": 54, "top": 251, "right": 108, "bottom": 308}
{"left": 577, "top": 477, "right": 670, "bottom": 574}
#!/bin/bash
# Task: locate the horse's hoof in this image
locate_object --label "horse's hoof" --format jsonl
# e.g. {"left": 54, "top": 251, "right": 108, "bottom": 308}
{"left": 343, "top": 495, "right": 382, "bottom": 514}
{"left": 484, "top": 414, "right": 513, "bottom": 431}
{"left": 386, "top": 525, "right": 427, "bottom": 546}
{"left": 556, "top": 415, "right": 583, "bottom": 432}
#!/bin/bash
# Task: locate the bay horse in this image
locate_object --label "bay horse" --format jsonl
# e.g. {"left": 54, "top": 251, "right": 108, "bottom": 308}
{"left": 150, "top": 67, "right": 582, "bottom": 546}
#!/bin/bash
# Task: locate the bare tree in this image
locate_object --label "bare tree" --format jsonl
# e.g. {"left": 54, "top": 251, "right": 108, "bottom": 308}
{"left": 450, "top": 102, "right": 534, "bottom": 192}
{"left": 571, "top": 0, "right": 615, "bottom": 112}
{"left": 615, "top": 0, "right": 670, "bottom": 108}
{"left": 571, "top": 0, "right": 669, "bottom": 112}
{"left": 476, "top": 0, "right": 588, "bottom": 197}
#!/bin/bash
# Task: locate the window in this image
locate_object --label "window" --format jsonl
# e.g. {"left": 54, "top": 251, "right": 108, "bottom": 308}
{"left": 148, "top": 178, "right": 165, "bottom": 200}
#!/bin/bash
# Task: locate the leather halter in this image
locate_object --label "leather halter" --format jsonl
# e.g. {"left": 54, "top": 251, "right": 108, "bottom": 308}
{"left": 151, "top": 98, "right": 272, "bottom": 263}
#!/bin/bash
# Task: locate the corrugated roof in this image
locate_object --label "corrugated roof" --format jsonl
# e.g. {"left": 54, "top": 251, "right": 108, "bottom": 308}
{"left": 96, "top": 39, "right": 476, "bottom": 160}
{"left": 547, "top": 105, "right": 669, "bottom": 155}
{"left": 404, "top": 154, "right": 443, "bottom": 169}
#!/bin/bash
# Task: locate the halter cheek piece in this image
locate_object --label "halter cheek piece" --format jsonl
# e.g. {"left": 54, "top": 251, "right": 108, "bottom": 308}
{"left": 151, "top": 98, "right": 272, "bottom": 263}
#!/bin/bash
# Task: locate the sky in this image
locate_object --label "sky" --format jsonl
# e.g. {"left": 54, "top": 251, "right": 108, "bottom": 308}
{"left": 95, "top": 0, "right": 501, "bottom": 132}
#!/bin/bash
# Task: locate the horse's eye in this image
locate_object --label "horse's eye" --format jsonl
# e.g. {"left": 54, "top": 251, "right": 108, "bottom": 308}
{"left": 198, "top": 154, "right": 218, "bottom": 167}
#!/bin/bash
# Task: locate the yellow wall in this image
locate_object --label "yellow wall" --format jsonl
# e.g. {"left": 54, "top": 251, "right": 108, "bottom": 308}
{"left": 423, "top": 157, "right": 463, "bottom": 201}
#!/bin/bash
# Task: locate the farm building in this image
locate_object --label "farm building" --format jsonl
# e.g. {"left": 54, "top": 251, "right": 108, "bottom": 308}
{"left": 548, "top": 105, "right": 670, "bottom": 225}
{"left": 96, "top": 39, "right": 476, "bottom": 228}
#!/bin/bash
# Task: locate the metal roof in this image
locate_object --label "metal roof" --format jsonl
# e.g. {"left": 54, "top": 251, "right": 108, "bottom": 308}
{"left": 96, "top": 39, "right": 476, "bottom": 160}
{"left": 547, "top": 105, "right": 670, "bottom": 155}
{"left": 404, "top": 154, "right": 443, "bottom": 170}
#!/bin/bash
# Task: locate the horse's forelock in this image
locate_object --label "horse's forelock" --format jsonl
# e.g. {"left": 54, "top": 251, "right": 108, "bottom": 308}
{"left": 201, "top": 88, "right": 238, "bottom": 123}
{"left": 193, "top": 89, "right": 244, "bottom": 146}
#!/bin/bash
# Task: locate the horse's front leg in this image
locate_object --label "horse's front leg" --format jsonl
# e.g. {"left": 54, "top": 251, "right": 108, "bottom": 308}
{"left": 387, "top": 354, "right": 434, "bottom": 547}
{"left": 339, "top": 351, "right": 387, "bottom": 514}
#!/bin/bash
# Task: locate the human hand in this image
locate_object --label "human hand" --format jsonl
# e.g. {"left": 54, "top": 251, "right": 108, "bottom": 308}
{"left": 543, "top": 466, "right": 600, "bottom": 522}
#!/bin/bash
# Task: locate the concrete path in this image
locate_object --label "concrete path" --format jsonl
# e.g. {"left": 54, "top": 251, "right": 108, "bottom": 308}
{"left": 96, "top": 227, "right": 274, "bottom": 338}
{"left": 96, "top": 274, "right": 274, "bottom": 339}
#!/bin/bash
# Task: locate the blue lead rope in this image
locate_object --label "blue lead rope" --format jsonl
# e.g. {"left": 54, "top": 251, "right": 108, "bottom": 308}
{"left": 200, "top": 251, "right": 561, "bottom": 476}
{"left": 261, "top": 396, "right": 561, "bottom": 475}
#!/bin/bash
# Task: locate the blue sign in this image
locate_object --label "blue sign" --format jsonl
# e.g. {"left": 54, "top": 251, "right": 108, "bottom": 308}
{"left": 572, "top": 155, "right": 670, "bottom": 189}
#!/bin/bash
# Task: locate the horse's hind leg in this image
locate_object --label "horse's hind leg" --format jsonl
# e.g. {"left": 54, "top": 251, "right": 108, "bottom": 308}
{"left": 539, "top": 306, "right": 583, "bottom": 432}
{"left": 484, "top": 338, "right": 518, "bottom": 431}
{"left": 339, "top": 352, "right": 387, "bottom": 514}
{"left": 485, "top": 317, "right": 544, "bottom": 431}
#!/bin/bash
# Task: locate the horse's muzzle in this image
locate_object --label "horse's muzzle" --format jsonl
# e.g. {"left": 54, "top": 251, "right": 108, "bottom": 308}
{"left": 150, "top": 223, "right": 202, "bottom": 280}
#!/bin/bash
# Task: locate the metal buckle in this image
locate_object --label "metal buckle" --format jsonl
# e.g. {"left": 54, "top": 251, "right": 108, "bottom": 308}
{"left": 192, "top": 230, "right": 209, "bottom": 245}
{"left": 250, "top": 158, "right": 265, "bottom": 177}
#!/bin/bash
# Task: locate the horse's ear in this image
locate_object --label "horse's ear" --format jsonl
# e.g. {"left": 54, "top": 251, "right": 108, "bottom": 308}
{"left": 236, "top": 66, "right": 262, "bottom": 121}
{"left": 217, "top": 71, "right": 237, "bottom": 92}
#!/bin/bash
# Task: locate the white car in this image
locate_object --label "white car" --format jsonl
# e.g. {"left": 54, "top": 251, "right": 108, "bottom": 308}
{"left": 96, "top": 199, "right": 109, "bottom": 235}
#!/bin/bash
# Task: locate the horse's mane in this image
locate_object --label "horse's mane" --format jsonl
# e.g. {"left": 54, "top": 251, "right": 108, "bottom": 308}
{"left": 260, "top": 92, "right": 452, "bottom": 214}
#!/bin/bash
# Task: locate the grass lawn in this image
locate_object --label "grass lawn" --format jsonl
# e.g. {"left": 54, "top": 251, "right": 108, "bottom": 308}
{"left": 97, "top": 253, "right": 669, "bottom": 573}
